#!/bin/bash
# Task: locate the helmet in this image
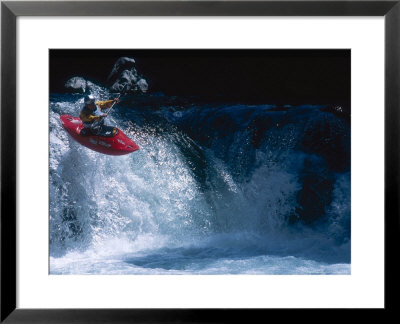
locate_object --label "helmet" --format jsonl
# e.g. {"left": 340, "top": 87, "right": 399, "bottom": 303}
{"left": 84, "top": 94, "right": 95, "bottom": 105}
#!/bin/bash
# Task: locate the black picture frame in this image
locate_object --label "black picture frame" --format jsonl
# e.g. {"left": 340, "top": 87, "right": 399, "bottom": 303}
{"left": 1, "top": 0, "right": 399, "bottom": 322}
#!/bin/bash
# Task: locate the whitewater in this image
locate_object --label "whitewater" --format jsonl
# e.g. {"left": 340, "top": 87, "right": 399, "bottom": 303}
{"left": 49, "top": 91, "right": 351, "bottom": 275}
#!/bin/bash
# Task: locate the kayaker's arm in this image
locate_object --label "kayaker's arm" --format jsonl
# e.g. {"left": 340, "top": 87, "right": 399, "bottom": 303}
{"left": 80, "top": 110, "right": 103, "bottom": 123}
{"left": 96, "top": 98, "right": 120, "bottom": 111}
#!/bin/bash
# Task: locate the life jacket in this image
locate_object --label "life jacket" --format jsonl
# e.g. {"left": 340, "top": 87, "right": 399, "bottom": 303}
{"left": 81, "top": 104, "right": 103, "bottom": 128}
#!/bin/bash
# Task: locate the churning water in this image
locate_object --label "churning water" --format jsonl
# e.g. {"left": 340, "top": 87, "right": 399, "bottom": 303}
{"left": 49, "top": 92, "right": 350, "bottom": 274}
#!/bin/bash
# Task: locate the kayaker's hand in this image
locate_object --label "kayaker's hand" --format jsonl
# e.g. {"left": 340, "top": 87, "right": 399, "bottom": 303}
{"left": 102, "top": 113, "right": 108, "bottom": 118}
{"left": 113, "top": 98, "right": 120, "bottom": 103}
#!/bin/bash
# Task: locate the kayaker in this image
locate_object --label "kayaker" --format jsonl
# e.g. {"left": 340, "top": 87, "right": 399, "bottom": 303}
{"left": 80, "top": 94, "right": 119, "bottom": 135}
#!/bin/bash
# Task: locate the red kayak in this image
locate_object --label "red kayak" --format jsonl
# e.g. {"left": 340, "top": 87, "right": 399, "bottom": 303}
{"left": 60, "top": 115, "right": 139, "bottom": 156}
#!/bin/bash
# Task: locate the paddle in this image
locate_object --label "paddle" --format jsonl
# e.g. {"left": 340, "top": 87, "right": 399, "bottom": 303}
{"left": 103, "top": 83, "right": 130, "bottom": 117}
